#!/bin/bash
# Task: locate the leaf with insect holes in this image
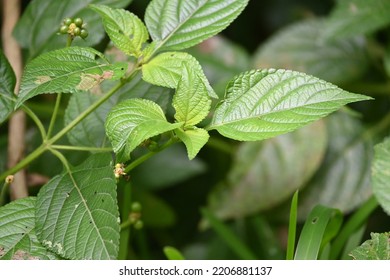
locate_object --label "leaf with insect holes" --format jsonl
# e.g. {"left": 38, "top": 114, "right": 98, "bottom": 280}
{"left": 90, "top": 4, "right": 149, "bottom": 58}
{"left": 16, "top": 47, "right": 127, "bottom": 108}
{"left": 208, "top": 69, "right": 372, "bottom": 141}
{"left": 0, "top": 197, "right": 61, "bottom": 260}
{"left": 0, "top": 49, "right": 16, "bottom": 124}
{"left": 13, "top": 0, "right": 133, "bottom": 59}
{"left": 105, "top": 98, "right": 183, "bottom": 162}
{"left": 142, "top": 51, "right": 217, "bottom": 98}
{"left": 350, "top": 232, "right": 390, "bottom": 260}
{"left": 145, "top": 0, "right": 249, "bottom": 52}
{"left": 35, "top": 153, "right": 119, "bottom": 260}
{"left": 173, "top": 62, "right": 211, "bottom": 127}
{"left": 175, "top": 127, "right": 209, "bottom": 160}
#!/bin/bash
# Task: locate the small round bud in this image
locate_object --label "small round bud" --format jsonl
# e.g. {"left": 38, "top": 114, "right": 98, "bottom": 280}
{"left": 80, "top": 29, "right": 89, "bottom": 39}
{"left": 5, "top": 175, "right": 14, "bottom": 184}
{"left": 134, "top": 220, "right": 144, "bottom": 230}
{"left": 131, "top": 202, "right": 142, "bottom": 213}
{"left": 63, "top": 17, "right": 73, "bottom": 26}
{"left": 74, "top": 18, "right": 83, "bottom": 27}
{"left": 59, "top": 25, "right": 68, "bottom": 34}
{"left": 73, "top": 27, "right": 81, "bottom": 36}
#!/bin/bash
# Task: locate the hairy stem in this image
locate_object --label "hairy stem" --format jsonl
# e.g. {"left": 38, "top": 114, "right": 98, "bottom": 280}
{"left": 51, "top": 145, "right": 112, "bottom": 152}
{"left": 46, "top": 93, "right": 62, "bottom": 139}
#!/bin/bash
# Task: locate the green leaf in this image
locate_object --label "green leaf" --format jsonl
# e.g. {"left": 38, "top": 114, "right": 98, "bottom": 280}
{"left": 0, "top": 49, "right": 16, "bottom": 124}
{"left": 298, "top": 112, "right": 373, "bottom": 219}
{"left": 35, "top": 153, "right": 120, "bottom": 260}
{"left": 175, "top": 127, "right": 209, "bottom": 160}
{"left": 145, "top": 0, "right": 249, "bottom": 52}
{"left": 208, "top": 69, "right": 371, "bottom": 141}
{"left": 349, "top": 232, "right": 390, "bottom": 260}
{"left": 207, "top": 121, "right": 327, "bottom": 220}
{"left": 90, "top": 4, "right": 148, "bottom": 57}
{"left": 253, "top": 19, "right": 368, "bottom": 85}
{"left": 131, "top": 145, "right": 206, "bottom": 190}
{"left": 163, "top": 246, "right": 185, "bottom": 260}
{"left": 372, "top": 138, "right": 390, "bottom": 215}
{"left": 324, "top": 0, "right": 390, "bottom": 40}
{"left": 142, "top": 51, "right": 217, "bottom": 98}
{"left": 13, "top": 0, "right": 133, "bottom": 59}
{"left": 17, "top": 47, "right": 127, "bottom": 108}
{"left": 294, "top": 205, "right": 342, "bottom": 260}
{"left": 0, "top": 197, "right": 60, "bottom": 260}
{"left": 105, "top": 98, "right": 182, "bottom": 162}
{"left": 173, "top": 62, "right": 211, "bottom": 126}
{"left": 65, "top": 72, "right": 171, "bottom": 148}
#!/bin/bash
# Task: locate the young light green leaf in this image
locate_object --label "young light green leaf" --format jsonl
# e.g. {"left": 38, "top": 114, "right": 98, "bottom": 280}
{"left": 175, "top": 127, "right": 209, "bottom": 160}
{"left": 173, "top": 62, "right": 211, "bottom": 127}
{"left": 13, "top": 0, "right": 133, "bottom": 59}
{"left": 65, "top": 72, "right": 172, "bottom": 148}
{"left": 208, "top": 69, "right": 372, "bottom": 141}
{"left": 90, "top": 4, "right": 149, "bottom": 57}
{"left": 163, "top": 246, "right": 185, "bottom": 260}
{"left": 349, "top": 232, "right": 390, "bottom": 260}
{"left": 324, "top": 0, "right": 390, "bottom": 40}
{"left": 35, "top": 153, "right": 120, "bottom": 260}
{"left": 298, "top": 112, "right": 372, "bottom": 220}
{"left": 372, "top": 138, "right": 390, "bottom": 215}
{"left": 105, "top": 98, "right": 182, "bottom": 162}
{"left": 0, "top": 197, "right": 60, "bottom": 260}
{"left": 142, "top": 51, "right": 217, "bottom": 98}
{"left": 207, "top": 121, "right": 326, "bottom": 220}
{"left": 16, "top": 47, "right": 127, "bottom": 108}
{"left": 145, "top": 0, "right": 249, "bottom": 52}
{"left": 0, "top": 49, "right": 16, "bottom": 124}
{"left": 253, "top": 19, "right": 368, "bottom": 85}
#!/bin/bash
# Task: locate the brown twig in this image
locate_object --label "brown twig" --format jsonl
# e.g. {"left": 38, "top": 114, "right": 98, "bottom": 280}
{"left": 2, "top": 0, "right": 28, "bottom": 200}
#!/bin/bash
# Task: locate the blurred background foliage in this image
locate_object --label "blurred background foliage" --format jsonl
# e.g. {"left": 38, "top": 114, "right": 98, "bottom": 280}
{"left": 1, "top": 0, "right": 389, "bottom": 259}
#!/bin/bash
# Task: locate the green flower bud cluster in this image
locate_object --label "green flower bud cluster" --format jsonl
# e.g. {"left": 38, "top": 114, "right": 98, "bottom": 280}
{"left": 130, "top": 202, "right": 143, "bottom": 230}
{"left": 59, "top": 17, "right": 88, "bottom": 39}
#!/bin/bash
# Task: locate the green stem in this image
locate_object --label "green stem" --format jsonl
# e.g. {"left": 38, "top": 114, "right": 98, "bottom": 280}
{"left": 51, "top": 145, "right": 112, "bottom": 152}
{"left": 329, "top": 196, "right": 378, "bottom": 259}
{"left": 124, "top": 137, "right": 177, "bottom": 173}
{"left": 286, "top": 190, "right": 299, "bottom": 260}
{"left": 22, "top": 105, "right": 47, "bottom": 140}
{"left": 46, "top": 93, "right": 62, "bottom": 139}
{"left": 66, "top": 35, "right": 73, "bottom": 48}
{"left": 120, "top": 219, "right": 133, "bottom": 231}
{"left": 0, "top": 177, "right": 12, "bottom": 206}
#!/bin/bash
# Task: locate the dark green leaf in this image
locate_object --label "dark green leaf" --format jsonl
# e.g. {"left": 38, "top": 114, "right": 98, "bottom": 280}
{"left": 298, "top": 112, "right": 372, "bottom": 219}
{"left": 35, "top": 153, "right": 120, "bottom": 260}
{"left": 90, "top": 4, "right": 148, "bottom": 57}
{"left": 253, "top": 19, "right": 368, "bottom": 85}
{"left": 105, "top": 98, "right": 182, "bottom": 162}
{"left": 372, "top": 137, "right": 390, "bottom": 215}
{"left": 17, "top": 47, "right": 127, "bottom": 107}
{"left": 0, "top": 49, "right": 16, "bottom": 124}
{"left": 350, "top": 232, "right": 390, "bottom": 260}
{"left": 13, "top": 0, "right": 133, "bottom": 59}
{"left": 145, "top": 0, "right": 249, "bottom": 52}
{"left": 0, "top": 197, "right": 60, "bottom": 260}
{"left": 142, "top": 51, "right": 217, "bottom": 98}
{"left": 208, "top": 69, "right": 371, "bottom": 141}
{"left": 207, "top": 121, "right": 327, "bottom": 220}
